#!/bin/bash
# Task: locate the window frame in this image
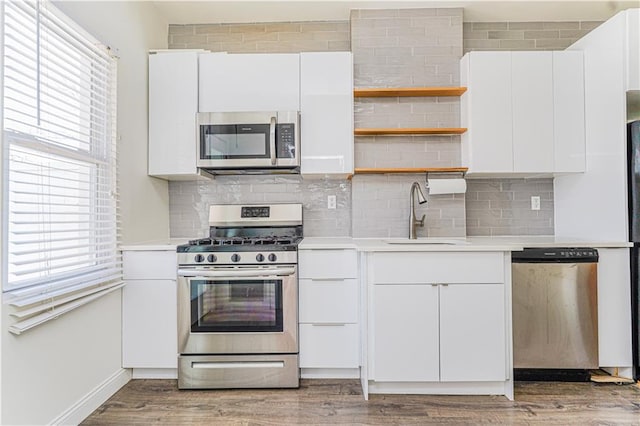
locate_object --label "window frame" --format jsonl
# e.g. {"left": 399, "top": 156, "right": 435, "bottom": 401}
{"left": 1, "top": 0, "right": 121, "bottom": 334}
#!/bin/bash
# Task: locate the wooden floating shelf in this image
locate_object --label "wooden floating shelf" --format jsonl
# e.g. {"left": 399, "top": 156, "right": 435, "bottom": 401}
{"left": 354, "top": 87, "right": 467, "bottom": 98}
{"left": 354, "top": 167, "right": 468, "bottom": 175}
{"left": 354, "top": 127, "right": 467, "bottom": 136}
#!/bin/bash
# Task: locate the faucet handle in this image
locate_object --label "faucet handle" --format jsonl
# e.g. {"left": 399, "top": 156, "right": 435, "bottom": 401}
{"left": 418, "top": 214, "right": 425, "bottom": 227}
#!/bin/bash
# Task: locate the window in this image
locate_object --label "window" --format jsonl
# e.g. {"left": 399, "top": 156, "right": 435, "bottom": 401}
{"left": 2, "top": 0, "right": 121, "bottom": 334}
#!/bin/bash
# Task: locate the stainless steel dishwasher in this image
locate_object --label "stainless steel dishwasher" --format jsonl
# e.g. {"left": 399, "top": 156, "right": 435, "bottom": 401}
{"left": 512, "top": 248, "right": 599, "bottom": 381}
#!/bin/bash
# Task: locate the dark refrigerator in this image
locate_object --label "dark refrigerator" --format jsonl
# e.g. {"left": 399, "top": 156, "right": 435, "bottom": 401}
{"left": 628, "top": 120, "right": 640, "bottom": 380}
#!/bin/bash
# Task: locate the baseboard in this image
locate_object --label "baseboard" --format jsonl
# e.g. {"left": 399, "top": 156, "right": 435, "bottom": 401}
{"left": 49, "top": 368, "right": 131, "bottom": 426}
{"left": 601, "top": 366, "right": 633, "bottom": 380}
{"left": 301, "top": 368, "right": 360, "bottom": 379}
{"left": 132, "top": 368, "right": 177, "bottom": 379}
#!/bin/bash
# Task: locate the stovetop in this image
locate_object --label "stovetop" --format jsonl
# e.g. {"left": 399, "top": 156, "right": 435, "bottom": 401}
{"left": 177, "top": 236, "right": 302, "bottom": 253}
{"left": 178, "top": 203, "right": 303, "bottom": 256}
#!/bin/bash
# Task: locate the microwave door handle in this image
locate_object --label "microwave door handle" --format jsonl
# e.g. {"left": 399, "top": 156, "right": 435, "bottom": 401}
{"left": 269, "top": 116, "right": 277, "bottom": 166}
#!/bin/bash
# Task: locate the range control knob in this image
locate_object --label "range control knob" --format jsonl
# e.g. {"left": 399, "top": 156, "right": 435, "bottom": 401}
{"left": 231, "top": 254, "right": 241, "bottom": 263}
{"left": 194, "top": 254, "right": 205, "bottom": 263}
{"left": 207, "top": 254, "right": 217, "bottom": 263}
{"left": 268, "top": 253, "right": 277, "bottom": 262}
{"left": 256, "top": 253, "right": 265, "bottom": 262}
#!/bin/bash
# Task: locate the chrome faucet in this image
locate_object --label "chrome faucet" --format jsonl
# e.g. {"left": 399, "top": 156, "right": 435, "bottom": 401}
{"left": 409, "top": 181, "right": 428, "bottom": 239}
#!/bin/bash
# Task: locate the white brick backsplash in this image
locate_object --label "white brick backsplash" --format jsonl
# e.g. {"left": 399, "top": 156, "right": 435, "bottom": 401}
{"left": 465, "top": 179, "right": 554, "bottom": 236}
{"left": 169, "top": 176, "right": 351, "bottom": 238}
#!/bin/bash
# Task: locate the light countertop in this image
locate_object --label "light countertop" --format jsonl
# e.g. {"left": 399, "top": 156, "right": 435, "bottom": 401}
{"left": 300, "top": 236, "right": 632, "bottom": 252}
{"left": 298, "top": 237, "right": 358, "bottom": 250}
{"left": 121, "top": 236, "right": 632, "bottom": 252}
{"left": 120, "top": 238, "right": 192, "bottom": 251}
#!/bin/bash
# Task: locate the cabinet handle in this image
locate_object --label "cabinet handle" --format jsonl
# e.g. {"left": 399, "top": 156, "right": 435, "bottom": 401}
{"left": 309, "top": 278, "right": 347, "bottom": 282}
{"left": 311, "top": 323, "right": 347, "bottom": 327}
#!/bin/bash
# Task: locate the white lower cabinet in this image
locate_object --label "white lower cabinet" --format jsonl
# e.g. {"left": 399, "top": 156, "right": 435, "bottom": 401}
{"left": 439, "top": 283, "right": 506, "bottom": 381}
{"left": 367, "top": 251, "right": 511, "bottom": 398}
{"left": 374, "top": 284, "right": 440, "bottom": 381}
{"left": 373, "top": 282, "right": 505, "bottom": 383}
{"left": 299, "top": 324, "right": 359, "bottom": 368}
{"left": 122, "top": 279, "right": 177, "bottom": 369}
{"left": 122, "top": 250, "right": 178, "bottom": 373}
{"left": 298, "top": 249, "right": 359, "bottom": 375}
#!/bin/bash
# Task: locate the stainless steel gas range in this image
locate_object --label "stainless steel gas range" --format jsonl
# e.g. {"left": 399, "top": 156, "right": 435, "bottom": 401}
{"left": 176, "top": 204, "right": 302, "bottom": 389}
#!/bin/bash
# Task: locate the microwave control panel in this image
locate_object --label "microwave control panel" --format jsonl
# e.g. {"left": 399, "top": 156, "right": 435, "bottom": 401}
{"left": 276, "top": 123, "right": 295, "bottom": 158}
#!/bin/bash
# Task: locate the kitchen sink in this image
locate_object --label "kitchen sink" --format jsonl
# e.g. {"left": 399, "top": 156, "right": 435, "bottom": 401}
{"left": 383, "top": 238, "right": 469, "bottom": 245}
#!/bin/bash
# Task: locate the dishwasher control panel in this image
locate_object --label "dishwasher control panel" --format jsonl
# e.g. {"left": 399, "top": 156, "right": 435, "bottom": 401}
{"left": 512, "top": 247, "right": 598, "bottom": 263}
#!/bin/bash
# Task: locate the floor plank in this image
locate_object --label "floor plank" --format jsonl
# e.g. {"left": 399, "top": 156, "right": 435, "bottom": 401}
{"left": 82, "top": 379, "right": 640, "bottom": 425}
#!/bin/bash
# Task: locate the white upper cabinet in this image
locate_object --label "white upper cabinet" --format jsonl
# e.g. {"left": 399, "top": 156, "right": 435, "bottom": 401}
{"left": 461, "top": 51, "right": 585, "bottom": 176}
{"left": 512, "top": 52, "right": 554, "bottom": 173}
{"left": 460, "top": 52, "right": 513, "bottom": 174}
{"left": 199, "top": 53, "right": 300, "bottom": 112}
{"left": 553, "top": 51, "right": 586, "bottom": 173}
{"left": 626, "top": 9, "right": 639, "bottom": 91}
{"left": 300, "top": 52, "right": 354, "bottom": 177}
{"left": 148, "top": 50, "right": 202, "bottom": 180}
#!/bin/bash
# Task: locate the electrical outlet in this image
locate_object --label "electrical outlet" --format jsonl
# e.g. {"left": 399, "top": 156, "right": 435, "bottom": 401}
{"left": 531, "top": 196, "right": 541, "bottom": 211}
{"left": 327, "top": 195, "right": 337, "bottom": 209}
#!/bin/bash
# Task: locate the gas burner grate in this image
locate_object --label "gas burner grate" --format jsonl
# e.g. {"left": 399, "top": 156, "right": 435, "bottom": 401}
{"left": 187, "top": 236, "right": 300, "bottom": 247}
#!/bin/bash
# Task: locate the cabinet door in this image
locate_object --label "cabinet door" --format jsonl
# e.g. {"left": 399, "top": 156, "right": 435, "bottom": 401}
{"left": 553, "top": 51, "right": 585, "bottom": 173}
{"left": 439, "top": 283, "right": 506, "bottom": 382}
{"left": 512, "top": 52, "right": 554, "bottom": 173}
{"left": 122, "top": 280, "right": 177, "bottom": 368}
{"left": 148, "top": 51, "right": 199, "bottom": 177}
{"left": 300, "top": 52, "right": 354, "bottom": 176}
{"left": 373, "top": 284, "right": 439, "bottom": 382}
{"left": 199, "top": 53, "right": 300, "bottom": 112}
{"left": 464, "top": 52, "right": 513, "bottom": 173}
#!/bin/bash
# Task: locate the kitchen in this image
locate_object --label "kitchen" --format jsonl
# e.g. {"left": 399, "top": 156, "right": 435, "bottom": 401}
{"left": 1, "top": 1, "right": 640, "bottom": 424}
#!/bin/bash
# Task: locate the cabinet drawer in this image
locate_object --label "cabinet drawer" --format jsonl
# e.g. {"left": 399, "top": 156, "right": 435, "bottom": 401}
{"left": 372, "top": 252, "right": 504, "bottom": 284}
{"left": 123, "top": 251, "right": 177, "bottom": 280}
{"left": 299, "top": 249, "right": 357, "bottom": 279}
{"left": 299, "top": 279, "right": 358, "bottom": 323}
{"left": 299, "top": 323, "right": 359, "bottom": 368}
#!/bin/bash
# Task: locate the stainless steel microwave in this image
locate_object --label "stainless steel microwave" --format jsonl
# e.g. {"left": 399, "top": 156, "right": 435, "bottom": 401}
{"left": 196, "top": 111, "right": 300, "bottom": 173}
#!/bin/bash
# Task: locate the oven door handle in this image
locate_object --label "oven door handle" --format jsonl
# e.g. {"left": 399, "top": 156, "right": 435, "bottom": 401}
{"left": 269, "top": 116, "right": 277, "bottom": 166}
{"left": 177, "top": 267, "right": 295, "bottom": 278}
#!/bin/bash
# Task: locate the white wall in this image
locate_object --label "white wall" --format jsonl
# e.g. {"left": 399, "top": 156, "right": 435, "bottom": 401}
{"left": 56, "top": 0, "right": 171, "bottom": 245}
{"left": 1, "top": 2, "right": 168, "bottom": 424}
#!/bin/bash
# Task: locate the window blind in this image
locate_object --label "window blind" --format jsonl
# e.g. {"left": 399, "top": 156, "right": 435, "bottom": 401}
{"left": 2, "top": 0, "right": 121, "bottom": 334}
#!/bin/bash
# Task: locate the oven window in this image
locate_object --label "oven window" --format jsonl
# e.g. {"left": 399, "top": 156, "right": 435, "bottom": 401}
{"left": 200, "top": 124, "right": 270, "bottom": 159}
{"left": 190, "top": 279, "right": 283, "bottom": 332}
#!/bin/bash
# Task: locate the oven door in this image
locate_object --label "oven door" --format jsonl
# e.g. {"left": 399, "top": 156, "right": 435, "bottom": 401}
{"left": 177, "top": 265, "right": 298, "bottom": 355}
{"left": 196, "top": 111, "right": 299, "bottom": 169}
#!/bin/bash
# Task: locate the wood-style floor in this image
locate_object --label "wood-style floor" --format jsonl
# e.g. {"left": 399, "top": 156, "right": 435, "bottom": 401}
{"left": 82, "top": 379, "right": 640, "bottom": 425}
